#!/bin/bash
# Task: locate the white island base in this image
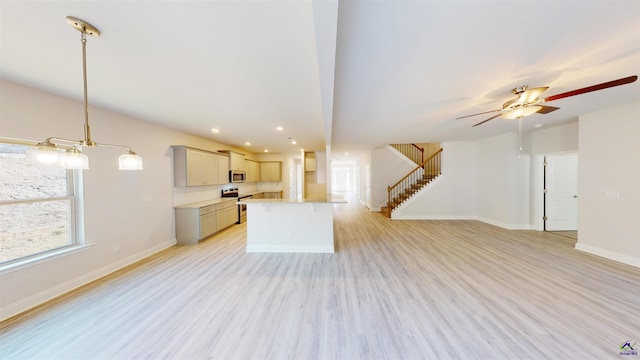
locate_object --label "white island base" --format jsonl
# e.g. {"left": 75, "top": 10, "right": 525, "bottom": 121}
{"left": 241, "top": 196, "right": 345, "bottom": 253}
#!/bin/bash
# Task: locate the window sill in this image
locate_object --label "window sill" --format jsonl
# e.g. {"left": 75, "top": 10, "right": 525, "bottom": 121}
{"left": 0, "top": 244, "right": 94, "bottom": 275}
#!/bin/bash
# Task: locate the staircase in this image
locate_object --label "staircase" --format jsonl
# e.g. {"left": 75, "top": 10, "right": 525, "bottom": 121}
{"left": 381, "top": 147, "right": 443, "bottom": 218}
{"left": 390, "top": 143, "right": 425, "bottom": 166}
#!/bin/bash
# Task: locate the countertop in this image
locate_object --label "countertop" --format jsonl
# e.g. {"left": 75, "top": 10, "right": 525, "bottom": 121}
{"left": 239, "top": 194, "right": 347, "bottom": 204}
{"left": 174, "top": 197, "right": 237, "bottom": 209}
{"left": 174, "top": 190, "right": 285, "bottom": 209}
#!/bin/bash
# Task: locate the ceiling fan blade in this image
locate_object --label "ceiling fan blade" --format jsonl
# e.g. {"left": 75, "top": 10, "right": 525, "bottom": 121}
{"left": 456, "top": 109, "right": 501, "bottom": 119}
{"left": 472, "top": 113, "right": 502, "bottom": 127}
{"left": 536, "top": 105, "right": 560, "bottom": 114}
{"left": 543, "top": 75, "right": 638, "bottom": 102}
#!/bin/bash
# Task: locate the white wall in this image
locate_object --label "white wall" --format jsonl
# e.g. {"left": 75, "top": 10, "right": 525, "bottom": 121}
{"left": 391, "top": 133, "right": 530, "bottom": 228}
{"left": 475, "top": 132, "right": 531, "bottom": 229}
{"left": 393, "top": 141, "right": 476, "bottom": 219}
{"left": 531, "top": 121, "right": 579, "bottom": 154}
{"left": 370, "top": 146, "right": 416, "bottom": 210}
{"left": 576, "top": 101, "right": 640, "bottom": 267}
{"left": 0, "top": 79, "right": 251, "bottom": 320}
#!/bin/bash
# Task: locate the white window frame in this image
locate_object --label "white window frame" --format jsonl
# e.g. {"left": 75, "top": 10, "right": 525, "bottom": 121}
{"left": 0, "top": 138, "right": 85, "bottom": 269}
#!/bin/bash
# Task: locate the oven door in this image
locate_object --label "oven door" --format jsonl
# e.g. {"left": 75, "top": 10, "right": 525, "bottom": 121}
{"left": 238, "top": 195, "right": 252, "bottom": 223}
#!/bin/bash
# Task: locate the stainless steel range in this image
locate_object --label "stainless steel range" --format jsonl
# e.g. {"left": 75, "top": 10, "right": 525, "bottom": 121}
{"left": 221, "top": 188, "right": 253, "bottom": 224}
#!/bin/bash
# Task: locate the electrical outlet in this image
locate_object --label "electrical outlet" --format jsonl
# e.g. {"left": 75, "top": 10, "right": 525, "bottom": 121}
{"left": 114, "top": 244, "right": 121, "bottom": 253}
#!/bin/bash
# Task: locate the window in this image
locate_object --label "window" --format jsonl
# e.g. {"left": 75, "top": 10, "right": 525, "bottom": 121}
{"left": 0, "top": 141, "right": 81, "bottom": 265}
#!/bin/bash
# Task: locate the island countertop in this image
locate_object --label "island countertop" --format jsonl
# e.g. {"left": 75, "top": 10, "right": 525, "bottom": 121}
{"left": 241, "top": 194, "right": 345, "bottom": 253}
{"left": 238, "top": 194, "right": 347, "bottom": 205}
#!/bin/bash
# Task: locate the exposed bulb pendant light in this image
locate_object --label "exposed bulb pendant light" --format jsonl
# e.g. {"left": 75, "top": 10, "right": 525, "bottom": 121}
{"left": 26, "top": 16, "right": 143, "bottom": 171}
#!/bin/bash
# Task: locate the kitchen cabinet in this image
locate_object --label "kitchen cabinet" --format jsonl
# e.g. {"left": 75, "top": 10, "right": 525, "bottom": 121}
{"left": 220, "top": 150, "right": 245, "bottom": 171}
{"left": 260, "top": 161, "right": 282, "bottom": 182}
{"left": 199, "top": 206, "right": 217, "bottom": 240}
{"left": 175, "top": 199, "right": 238, "bottom": 244}
{"left": 245, "top": 159, "right": 260, "bottom": 183}
{"left": 305, "top": 157, "right": 316, "bottom": 171}
{"left": 216, "top": 200, "right": 238, "bottom": 231}
{"left": 262, "top": 191, "right": 282, "bottom": 199}
{"left": 217, "top": 154, "right": 230, "bottom": 184}
{"left": 172, "top": 146, "right": 229, "bottom": 187}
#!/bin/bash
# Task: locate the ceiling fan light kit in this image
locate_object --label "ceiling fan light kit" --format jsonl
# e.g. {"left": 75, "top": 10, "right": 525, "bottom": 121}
{"left": 26, "top": 16, "right": 143, "bottom": 171}
{"left": 502, "top": 105, "right": 542, "bottom": 120}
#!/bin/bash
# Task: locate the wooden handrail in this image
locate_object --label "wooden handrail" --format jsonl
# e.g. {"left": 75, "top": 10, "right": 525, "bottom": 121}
{"left": 387, "top": 148, "right": 443, "bottom": 210}
{"left": 411, "top": 144, "right": 424, "bottom": 164}
{"left": 390, "top": 143, "right": 424, "bottom": 166}
{"left": 387, "top": 148, "right": 442, "bottom": 190}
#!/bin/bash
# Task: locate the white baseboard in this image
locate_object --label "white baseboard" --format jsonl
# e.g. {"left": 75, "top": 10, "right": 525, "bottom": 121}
{"left": 391, "top": 214, "right": 532, "bottom": 230}
{"left": 391, "top": 214, "right": 476, "bottom": 220}
{"left": 0, "top": 239, "right": 177, "bottom": 322}
{"left": 575, "top": 243, "right": 640, "bottom": 268}
{"left": 475, "top": 216, "right": 533, "bottom": 230}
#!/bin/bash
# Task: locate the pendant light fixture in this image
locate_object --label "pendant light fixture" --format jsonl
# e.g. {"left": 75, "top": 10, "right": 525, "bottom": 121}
{"left": 26, "top": 16, "right": 143, "bottom": 170}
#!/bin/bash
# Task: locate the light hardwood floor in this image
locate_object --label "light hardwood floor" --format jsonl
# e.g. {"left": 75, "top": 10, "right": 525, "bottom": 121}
{"left": 1, "top": 194, "right": 639, "bottom": 359}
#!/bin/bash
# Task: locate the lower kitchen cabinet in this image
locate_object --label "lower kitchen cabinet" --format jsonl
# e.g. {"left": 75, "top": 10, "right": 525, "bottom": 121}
{"left": 199, "top": 210, "right": 217, "bottom": 241}
{"left": 175, "top": 199, "right": 237, "bottom": 245}
{"left": 262, "top": 191, "right": 282, "bottom": 199}
{"left": 216, "top": 201, "right": 238, "bottom": 231}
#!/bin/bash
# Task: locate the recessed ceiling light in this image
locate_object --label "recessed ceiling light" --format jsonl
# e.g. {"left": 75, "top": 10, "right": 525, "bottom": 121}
{"left": 533, "top": 124, "right": 543, "bottom": 128}
{"left": 264, "top": 149, "right": 269, "bottom": 153}
{"left": 276, "top": 126, "right": 284, "bottom": 131}
{"left": 211, "top": 128, "right": 220, "bottom": 134}
{"left": 245, "top": 142, "right": 251, "bottom": 146}
{"left": 291, "top": 140, "right": 297, "bottom": 145}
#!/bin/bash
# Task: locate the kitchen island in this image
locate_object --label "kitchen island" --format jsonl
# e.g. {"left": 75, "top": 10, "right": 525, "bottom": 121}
{"left": 238, "top": 194, "right": 347, "bottom": 253}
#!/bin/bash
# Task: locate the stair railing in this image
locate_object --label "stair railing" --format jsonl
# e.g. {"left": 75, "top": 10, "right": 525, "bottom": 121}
{"left": 390, "top": 144, "right": 424, "bottom": 165}
{"left": 387, "top": 148, "right": 442, "bottom": 210}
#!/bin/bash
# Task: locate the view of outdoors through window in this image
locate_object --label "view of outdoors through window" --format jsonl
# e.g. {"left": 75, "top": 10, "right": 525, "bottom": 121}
{"left": 0, "top": 143, "right": 74, "bottom": 264}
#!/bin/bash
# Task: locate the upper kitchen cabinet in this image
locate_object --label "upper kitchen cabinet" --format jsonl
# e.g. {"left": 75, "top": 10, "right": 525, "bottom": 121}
{"left": 245, "top": 159, "right": 260, "bottom": 183}
{"left": 219, "top": 150, "right": 245, "bottom": 171}
{"left": 172, "top": 146, "right": 230, "bottom": 187}
{"left": 260, "top": 161, "right": 282, "bottom": 182}
{"left": 305, "top": 157, "right": 316, "bottom": 172}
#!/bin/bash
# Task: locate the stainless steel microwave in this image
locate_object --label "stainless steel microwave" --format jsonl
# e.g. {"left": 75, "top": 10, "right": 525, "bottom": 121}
{"left": 230, "top": 170, "right": 246, "bottom": 183}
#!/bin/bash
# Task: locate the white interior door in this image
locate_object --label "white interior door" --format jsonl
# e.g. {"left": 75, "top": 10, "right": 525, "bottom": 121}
{"left": 545, "top": 153, "right": 578, "bottom": 231}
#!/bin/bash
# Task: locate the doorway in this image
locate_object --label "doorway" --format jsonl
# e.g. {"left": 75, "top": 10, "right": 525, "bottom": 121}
{"left": 543, "top": 153, "right": 578, "bottom": 232}
{"left": 331, "top": 163, "right": 355, "bottom": 192}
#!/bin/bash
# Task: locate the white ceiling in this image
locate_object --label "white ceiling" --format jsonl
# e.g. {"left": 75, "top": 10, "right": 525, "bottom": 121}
{"left": 1, "top": 1, "right": 639, "bottom": 156}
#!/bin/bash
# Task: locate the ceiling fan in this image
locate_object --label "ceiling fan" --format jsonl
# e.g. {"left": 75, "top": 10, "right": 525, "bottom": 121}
{"left": 457, "top": 75, "right": 638, "bottom": 127}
